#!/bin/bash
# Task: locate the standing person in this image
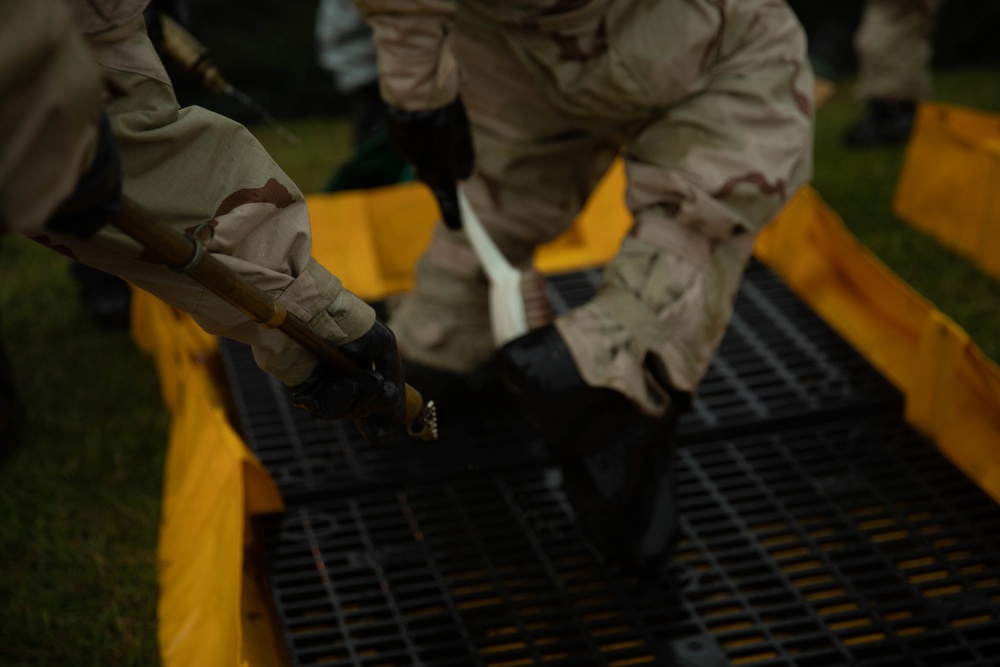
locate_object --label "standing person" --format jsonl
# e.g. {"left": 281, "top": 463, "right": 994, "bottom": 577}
{"left": 357, "top": 0, "right": 814, "bottom": 570}
{"left": 0, "top": 0, "right": 407, "bottom": 444}
{"left": 845, "top": 0, "right": 943, "bottom": 146}
{"left": 316, "top": 0, "right": 384, "bottom": 146}
{"left": 315, "top": 0, "right": 410, "bottom": 190}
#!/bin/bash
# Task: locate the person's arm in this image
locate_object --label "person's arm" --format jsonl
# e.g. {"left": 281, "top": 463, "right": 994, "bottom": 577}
{"left": 1, "top": 0, "right": 408, "bottom": 444}
{"left": 354, "top": 0, "right": 459, "bottom": 110}
{"left": 0, "top": 0, "right": 104, "bottom": 236}
{"left": 354, "top": 0, "right": 473, "bottom": 230}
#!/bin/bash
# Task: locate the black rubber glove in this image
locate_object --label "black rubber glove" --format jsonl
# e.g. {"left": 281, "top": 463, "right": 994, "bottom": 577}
{"left": 291, "top": 319, "right": 407, "bottom": 446}
{"left": 385, "top": 98, "right": 474, "bottom": 230}
{"left": 47, "top": 114, "right": 123, "bottom": 239}
{"left": 494, "top": 324, "right": 609, "bottom": 450}
{"left": 494, "top": 325, "right": 684, "bottom": 573}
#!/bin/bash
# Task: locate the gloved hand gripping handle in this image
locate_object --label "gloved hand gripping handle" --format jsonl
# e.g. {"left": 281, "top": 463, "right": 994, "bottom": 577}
{"left": 109, "top": 197, "right": 438, "bottom": 441}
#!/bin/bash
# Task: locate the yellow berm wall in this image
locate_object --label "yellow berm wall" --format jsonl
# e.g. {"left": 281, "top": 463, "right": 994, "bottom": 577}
{"left": 135, "top": 107, "right": 1000, "bottom": 665}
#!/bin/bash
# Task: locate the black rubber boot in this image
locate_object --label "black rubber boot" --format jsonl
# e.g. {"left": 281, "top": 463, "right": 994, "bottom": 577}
{"left": 401, "top": 358, "right": 516, "bottom": 427}
{"left": 494, "top": 325, "right": 682, "bottom": 574}
{"left": 843, "top": 99, "right": 917, "bottom": 148}
{"left": 349, "top": 81, "right": 389, "bottom": 147}
{"left": 70, "top": 263, "right": 132, "bottom": 330}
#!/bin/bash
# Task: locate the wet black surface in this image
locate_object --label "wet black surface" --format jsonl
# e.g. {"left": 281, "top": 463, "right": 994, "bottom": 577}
{"left": 221, "top": 261, "right": 904, "bottom": 502}
{"left": 255, "top": 419, "right": 1000, "bottom": 667}
{"left": 221, "top": 263, "right": 1000, "bottom": 666}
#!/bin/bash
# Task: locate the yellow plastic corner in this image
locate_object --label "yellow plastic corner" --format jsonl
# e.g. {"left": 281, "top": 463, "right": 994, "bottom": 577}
{"left": 307, "top": 161, "right": 631, "bottom": 301}
{"left": 131, "top": 290, "right": 283, "bottom": 667}
{"left": 894, "top": 102, "right": 1000, "bottom": 282}
{"left": 758, "top": 187, "right": 1000, "bottom": 503}
{"left": 130, "top": 286, "right": 218, "bottom": 412}
{"left": 535, "top": 160, "right": 630, "bottom": 274}
{"left": 134, "top": 156, "right": 1000, "bottom": 667}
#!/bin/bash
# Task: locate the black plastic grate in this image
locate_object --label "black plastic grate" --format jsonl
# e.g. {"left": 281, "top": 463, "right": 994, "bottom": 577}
{"left": 221, "top": 261, "right": 903, "bottom": 499}
{"left": 258, "top": 418, "right": 1000, "bottom": 667}
{"left": 220, "top": 339, "right": 549, "bottom": 503}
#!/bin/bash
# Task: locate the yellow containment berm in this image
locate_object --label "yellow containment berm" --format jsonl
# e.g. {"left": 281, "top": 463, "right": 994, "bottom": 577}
{"left": 895, "top": 103, "right": 1000, "bottom": 282}
{"left": 128, "top": 102, "right": 1000, "bottom": 667}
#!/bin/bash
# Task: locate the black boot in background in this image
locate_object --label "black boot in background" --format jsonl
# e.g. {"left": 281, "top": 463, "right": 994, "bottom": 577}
{"left": 844, "top": 99, "right": 918, "bottom": 148}
{"left": 70, "top": 263, "right": 132, "bottom": 330}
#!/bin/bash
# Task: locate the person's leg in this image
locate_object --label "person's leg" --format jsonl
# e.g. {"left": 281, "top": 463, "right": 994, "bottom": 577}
{"left": 383, "top": 7, "right": 689, "bottom": 571}
{"left": 500, "top": 0, "right": 811, "bottom": 571}
{"left": 69, "top": 263, "right": 132, "bottom": 330}
{"left": 447, "top": 0, "right": 806, "bottom": 572}
{"left": 551, "top": 0, "right": 814, "bottom": 412}
{"left": 846, "top": 0, "right": 942, "bottom": 146}
{"left": 388, "top": 9, "right": 618, "bottom": 381}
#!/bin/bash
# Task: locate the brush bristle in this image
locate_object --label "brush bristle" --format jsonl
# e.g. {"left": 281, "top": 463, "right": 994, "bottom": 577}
{"left": 521, "top": 269, "right": 554, "bottom": 330}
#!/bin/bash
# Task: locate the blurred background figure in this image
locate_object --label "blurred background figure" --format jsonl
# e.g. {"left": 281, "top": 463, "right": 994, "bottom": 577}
{"left": 68, "top": 260, "right": 132, "bottom": 329}
{"left": 315, "top": 0, "right": 381, "bottom": 146}
{"left": 846, "top": 0, "right": 944, "bottom": 147}
{"left": 314, "top": 0, "right": 410, "bottom": 192}
{"left": 788, "top": 1, "right": 863, "bottom": 108}
{"left": 789, "top": 0, "right": 945, "bottom": 144}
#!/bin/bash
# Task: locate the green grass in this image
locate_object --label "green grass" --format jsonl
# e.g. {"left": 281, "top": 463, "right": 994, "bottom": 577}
{"left": 1, "top": 66, "right": 998, "bottom": 666}
{"left": 0, "top": 241, "right": 168, "bottom": 666}
{"left": 250, "top": 117, "right": 355, "bottom": 194}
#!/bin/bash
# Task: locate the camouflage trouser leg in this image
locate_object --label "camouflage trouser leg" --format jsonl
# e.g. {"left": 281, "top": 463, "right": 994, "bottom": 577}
{"left": 558, "top": 0, "right": 813, "bottom": 414}
{"left": 392, "top": 0, "right": 813, "bottom": 414}
{"left": 28, "top": 20, "right": 373, "bottom": 386}
{"left": 855, "top": 0, "right": 943, "bottom": 102}
{"left": 387, "top": 4, "right": 620, "bottom": 373}
{"left": 388, "top": 6, "right": 619, "bottom": 371}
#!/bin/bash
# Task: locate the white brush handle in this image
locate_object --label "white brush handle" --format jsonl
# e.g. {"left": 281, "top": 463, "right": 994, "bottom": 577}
{"left": 457, "top": 187, "right": 529, "bottom": 346}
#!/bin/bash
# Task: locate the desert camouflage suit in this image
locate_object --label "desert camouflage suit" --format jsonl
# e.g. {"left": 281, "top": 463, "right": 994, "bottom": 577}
{"left": 360, "top": 0, "right": 814, "bottom": 415}
{"left": 0, "top": 0, "right": 374, "bottom": 386}
{"left": 855, "top": 0, "right": 943, "bottom": 102}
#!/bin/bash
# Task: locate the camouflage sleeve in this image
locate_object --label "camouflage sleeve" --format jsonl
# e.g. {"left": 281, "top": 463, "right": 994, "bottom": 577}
{"left": 45, "top": 19, "right": 377, "bottom": 388}
{"left": 854, "top": 0, "right": 942, "bottom": 102}
{"left": 353, "top": 0, "right": 460, "bottom": 110}
{"left": 65, "top": 0, "right": 149, "bottom": 37}
{"left": 0, "top": 0, "right": 104, "bottom": 236}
